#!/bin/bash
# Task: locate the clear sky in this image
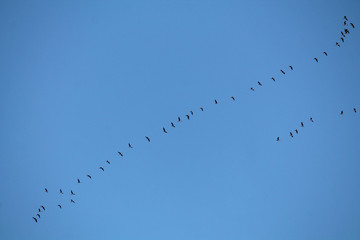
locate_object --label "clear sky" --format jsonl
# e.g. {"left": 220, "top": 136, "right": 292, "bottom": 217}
{"left": 1, "top": 0, "right": 360, "bottom": 239}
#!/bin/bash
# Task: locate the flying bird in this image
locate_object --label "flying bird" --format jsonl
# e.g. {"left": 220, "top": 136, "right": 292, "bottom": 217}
{"left": 33, "top": 217, "right": 38, "bottom": 223}
{"left": 250, "top": 87, "right": 255, "bottom": 91}
{"left": 163, "top": 127, "right": 167, "bottom": 133}
{"left": 118, "top": 152, "right": 123, "bottom": 157}
{"left": 87, "top": 174, "right": 92, "bottom": 179}
{"left": 280, "top": 70, "right": 285, "bottom": 74}
{"left": 231, "top": 96, "right": 235, "bottom": 100}
{"left": 257, "top": 81, "right": 262, "bottom": 86}
{"left": 58, "top": 204, "right": 62, "bottom": 209}
{"left": 106, "top": 160, "right": 111, "bottom": 164}
{"left": 341, "top": 37, "right": 344, "bottom": 42}
{"left": 37, "top": 214, "right": 40, "bottom": 218}
{"left": 128, "top": 143, "right": 133, "bottom": 148}
{"left": 290, "top": 132, "right": 294, "bottom": 138}
{"left": 71, "top": 199, "right": 75, "bottom": 204}
{"left": 341, "top": 31, "right": 345, "bottom": 37}
{"left": 336, "top": 42, "right": 340, "bottom": 47}
{"left": 77, "top": 178, "right": 81, "bottom": 183}
{"left": 60, "top": 189, "right": 63, "bottom": 194}
{"left": 215, "top": 99, "right": 218, "bottom": 104}
{"left": 276, "top": 137, "right": 280, "bottom": 142}
{"left": 310, "top": 117, "right": 314, "bottom": 122}
{"left": 340, "top": 110, "right": 344, "bottom": 115}
{"left": 271, "top": 77, "right": 275, "bottom": 82}
{"left": 45, "top": 188, "right": 48, "bottom": 193}
{"left": 186, "top": 115, "right": 190, "bottom": 120}
{"left": 301, "top": 122, "right": 304, "bottom": 127}
{"left": 100, "top": 167, "right": 104, "bottom": 171}
{"left": 350, "top": 23, "right": 355, "bottom": 28}
{"left": 354, "top": 108, "right": 357, "bottom": 113}
{"left": 344, "top": 16, "right": 348, "bottom": 21}
{"left": 344, "top": 21, "right": 347, "bottom": 26}
{"left": 171, "top": 122, "right": 175, "bottom": 128}
{"left": 178, "top": 117, "right": 181, "bottom": 122}
{"left": 289, "top": 65, "right": 293, "bottom": 70}
{"left": 71, "top": 190, "right": 75, "bottom": 195}
{"left": 314, "top": 57, "right": 318, "bottom": 62}
{"left": 38, "top": 208, "right": 41, "bottom": 213}
{"left": 200, "top": 107, "right": 204, "bottom": 111}
{"left": 41, "top": 205, "right": 45, "bottom": 211}
{"left": 344, "top": 29, "right": 349, "bottom": 34}
{"left": 295, "top": 129, "right": 298, "bottom": 134}
{"left": 145, "top": 136, "right": 150, "bottom": 142}
{"left": 323, "top": 52, "right": 328, "bottom": 56}
{"left": 190, "top": 111, "right": 194, "bottom": 115}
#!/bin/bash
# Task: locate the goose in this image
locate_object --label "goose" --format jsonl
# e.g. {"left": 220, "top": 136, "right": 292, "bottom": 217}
{"left": 250, "top": 87, "right": 255, "bottom": 91}
{"left": 314, "top": 57, "right": 318, "bottom": 62}
{"left": 280, "top": 70, "right": 286, "bottom": 74}
{"left": 323, "top": 52, "right": 328, "bottom": 56}
{"left": 163, "top": 127, "right": 167, "bottom": 133}
{"left": 145, "top": 136, "right": 150, "bottom": 142}
{"left": 87, "top": 174, "right": 92, "bottom": 179}
{"left": 231, "top": 96, "right": 235, "bottom": 100}
{"left": 289, "top": 65, "right": 293, "bottom": 70}
{"left": 200, "top": 107, "right": 204, "bottom": 111}
{"left": 257, "top": 81, "right": 262, "bottom": 86}
{"left": 171, "top": 122, "right": 175, "bottom": 128}
{"left": 128, "top": 143, "right": 133, "bottom": 148}
{"left": 106, "top": 160, "right": 111, "bottom": 164}
{"left": 271, "top": 77, "right": 276, "bottom": 82}
{"left": 215, "top": 99, "right": 218, "bottom": 104}
{"left": 118, "top": 152, "right": 123, "bottom": 157}
{"left": 33, "top": 217, "right": 38, "bottom": 223}
{"left": 99, "top": 167, "right": 104, "bottom": 171}
{"left": 71, "top": 190, "right": 75, "bottom": 195}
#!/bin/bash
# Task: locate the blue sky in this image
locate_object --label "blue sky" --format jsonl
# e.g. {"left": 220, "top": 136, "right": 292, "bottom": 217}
{"left": 1, "top": 0, "right": 360, "bottom": 239}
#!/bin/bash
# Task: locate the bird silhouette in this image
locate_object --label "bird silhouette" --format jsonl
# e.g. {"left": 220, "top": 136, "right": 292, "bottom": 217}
{"left": 41, "top": 205, "right": 45, "bottom": 211}
{"left": 280, "top": 70, "right": 285, "bottom": 74}
{"left": 128, "top": 143, "right": 133, "bottom": 148}
{"left": 145, "top": 136, "right": 150, "bottom": 142}
{"left": 323, "top": 52, "right": 328, "bottom": 56}
{"left": 200, "top": 107, "right": 204, "bottom": 111}
{"left": 290, "top": 132, "right": 294, "bottom": 138}
{"left": 289, "top": 65, "right": 293, "bottom": 70}
{"left": 344, "top": 21, "right": 347, "bottom": 26}
{"left": 257, "top": 81, "right": 262, "bottom": 86}
{"left": 295, "top": 129, "right": 298, "bottom": 134}
{"left": 106, "top": 160, "right": 111, "bottom": 164}
{"left": 310, "top": 117, "right": 314, "bottom": 122}
{"left": 250, "top": 87, "right": 255, "bottom": 91}
{"left": 341, "top": 31, "right": 345, "bottom": 37}
{"left": 171, "top": 122, "right": 175, "bottom": 128}
{"left": 354, "top": 108, "right": 357, "bottom": 113}
{"left": 231, "top": 96, "right": 235, "bottom": 100}
{"left": 163, "top": 127, "right": 167, "bottom": 133}
{"left": 58, "top": 204, "right": 62, "bottom": 209}
{"left": 178, "top": 117, "right": 181, "bottom": 122}
{"left": 350, "top": 23, "right": 355, "bottom": 28}
{"left": 344, "top": 29, "right": 349, "bottom": 34}
{"left": 45, "top": 188, "right": 48, "bottom": 193}
{"left": 340, "top": 110, "right": 344, "bottom": 115}
{"left": 33, "top": 217, "right": 38, "bottom": 223}
{"left": 87, "top": 174, "right": 92, "bottom": 179}
{"left": 71, "top": 190, "right": 75, "bottom": 195}
{"left": 301, "top": 122, "right": 304, "bottom": 127}
{"left": 314, "top": 57, "right": 318, "bottom": 62}
{"left": 271, "top": 77, "right": 276, "bottom": 82}
{"left": 276, "top": 137, "right": 280, "bottom": 141}
{"left": 100, "top": 167, "right": 104, "bottom": 171}
{"left": 336, "top": 42, "right": 341, "bottom": 47}
{"left": 215, "top": 99, "right": 218, "bottom": 104}
{"left": 344, "top": 16, "right": 348, "bottom": 21}
{"left": 341, "top": 37, "right": 344, "bottom": 42}
{"left": 38, "top": 208, "right": 41, "bottom": 213}
{"left": 60, "top": 189, "right": 63, "bottom": 194}
{"left": 71, "top": 199, "right": 75, "bottom": 204}
{"left": 190, "top": 111, "right": 193, "bottom": 115}
{"left": 77, "top": 178, "right": 81, "bottom": 183}
{"left": 186, "top": 115, "right": 190, "bottom": 120}
{"left": 37, "top": 214, "right": 40, "bottom": 218}
{"left": 118, "top": 152, "right": 123, "bottom": 157}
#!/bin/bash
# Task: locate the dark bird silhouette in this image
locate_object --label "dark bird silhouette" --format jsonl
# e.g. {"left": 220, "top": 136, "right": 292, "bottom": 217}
{"left": 323, "top": 52, "right": 328, "bottom": 56}
{"left": 71, "top": 199, "right": 75, "bottom": 204}
{"left": 271, "top": 77, "right": 275, "bottom": 82}
{"left": 280, "top": 70, "right": 285, "bottom": 74}
{"left": 290, "top": 132, "right": 294, "bottom": 138}
{"left": 45, "top": 188, "right": 48, "bottom": 193}
{"left": 41, "top": 205, "right": 45, "bottom": 211}
{"left": 231, "top": 96, "right": 235, "bottom": 100}
{"left": 87, "top": 174, "right": 92, "bottom": 179}
{"left": 276, "top": 137, "right": 280, "bottom": 142}
{"left": 250, "top": 87, "right": 255, "bottom": 91}
{"left": 354, "top": 108, "right": 357, "bottom": 113}
{"left": 341, "top": 31, "right": 345, "bottom": 37}
{"left": 341, "top": 37, "right": 344, "bottom": 42}
{"left": 163, "top": 127, "right": 167, "bottom": 133}
{"left": 314, "top": 57, "right": 318, "bottom": 62}
{"left": 200, "top": 107, "right": 204, "bottom": 111}
{"left": 60, "top": 189, "right": 63, "bottom": 194}
{"left": 340, "top": 110, "right": 344, "bottom": 115}
{"left": 257, "top": 81, "right": 262, "bottom": 86}
{"left": 58, "top": 204, "right": 62, "bottom": 209}
{"left": 38, "top": 208, "right": 41, "bottom": 213}
{"left": 71, "top": 190, "right": 75, "bottom": 195}
{"left": 215, "top": 99, "right": 218, "bottom": 104}
{"left": 310, "top": 117, "right": 314, "bottom": 122}
{"left": 178, "top": 117, "right": 181, "bottom": 122}
{"left": 344, "top": 29, "right": 349, "bottom": 34}
{"left": 118, "top": 152, "right": 123, "bottom": 157}
{"left": 301, "top": 122, "right": 304, "bottom": 127}
{"left": 171, "top": 122, "right": 175, "bottom": 128}
{"left": 37, "top": 214, "right": 40, "bottom": 218}
{"left": 77, "top": 178, "right": 81, "bottom": 183}
{"left": 190, "top": 111, "right": 194, "bottom": 115}
{"left": 344, "top": 16, "right": 348, "bottom": 21}
{"left": 295, "top": 129, "right": 298, "bottom": 134}
{"left": 289, "top": 65, "right": 293, "bottom": 70}
{"left": 100, "top": 167, "right": 104, "bottom": 171}
{"left": 344, "top": 21, "right": 347, "bottom": 26}
{"left": 336, "top": 42, "right": 340, "bottom": 47}
{"left": 350, "top": 23, "right": 355, "bottom": 28}
{"left": 128, "top": 143, "right": 133, "bottom": 148}
{"left": 145, "top": 136, "right": 150, "bottom": 142}
{"left": 33, "top": 217, "right": 38, "bottom": 223}
{"left": 106, "top": 160, "right": 111, "bottom": 164}
{"left": 186, "top": 115, "right": 190, "bottom": 120}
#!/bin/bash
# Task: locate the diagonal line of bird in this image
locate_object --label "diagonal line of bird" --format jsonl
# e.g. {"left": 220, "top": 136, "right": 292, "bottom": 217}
{"left": 32, "top": 16, "right": 357, "bottom": 223}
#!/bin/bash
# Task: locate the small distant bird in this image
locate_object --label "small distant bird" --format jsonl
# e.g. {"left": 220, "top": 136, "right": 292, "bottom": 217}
{"left": 87, "top": 174, "right": 92, "bottom": 179}
{"left": 200, "top": 107, "right": 204, "bottom": 111}
{"left": 301, "top": 122, "right": 304, "bottom": 127}
{"left": 344, "top": 29, "right": 349, "bottom": 34}
{"left": 171, "top": 122, "right": 175, "bottom": 128}
{"left": 295, "top": 129, "right": 298, "bottom": 134}
{"left": 340, "top": 110, "right": 344, "bottom": 115}
{"left": 60, "top": 189, "right": 63, "bottom": 194}
{"left": 100, "top": 167, "right": 104, "bottom": 171}
{"left": 145, "top": 136, "right": 150, "bottom": 142}
{"left": 33, "top": 217, "right": 38, "bottom": 223}
{"left": 289, "top": 65, "right": 293, "bottom": 70}
{"left": 250, "top": 87, "right": 255, "bottom": 91}
{"left": 77, "top": 178, "right": 81, "bottom": 183}
{"left": 314, "top": 57, "right": 318, "bottom": 62}
{"left": 106, "top": 160, "right": 111, "bottom": 164}
{"left": 38, "top": 208, "right": 41, "bottom": 213}
{"left": 178, "top": 117, "right": 181, "bottom": 122}
{"left": 215, "top": 99, "right": 218, "bottom": 104}
{"left": 71, "top": 190, "right": 75, "bottom": 195}
{"left": 276, "top": 137, "right": 280, "bottom": 141}
{"left": 323, "top": 52, "right": 328, "bottom": 56}
{"left": 118, "top": 152, "right": 123, "bottom": 157}
{"left": 257, "top": 81, "right": 262, "bottom": 86}
{"left": 350, "top": 23, "right": 355, "bottom": 28}
{"left": 71, "top": 199, "right": 75, "bottom": 204}
{"left": 354, "top": 108, "right": 357, "bottom": 113}
{"left": 186, "top": 114, "right": 190, "bottom": 120}
{"left": 271, "top": 77, "right": 275, "bottom": 82}
{"left": 41, "top": 205, "right": 45, "bottom": 211}
{"left": 280, "top": 70, "right": 285, "bottom": 74}
{"left": 37, "top": 214, "right": 40, "bottom": 218}
{"left": 128, "top": 143, "right": 133, "bottom": 148}
{"left": 190, "top": 111, "right": 193, "bottom": 115}
{"left": 336, "top": 42, "right": 340, "bottom": 47}
{"left": 341, "top": 31, "right": 345, "bottom": 37}
{"left": 290, "top": 132, "right": 294, "bottom": 138}
{"left": 341, "top": 37, "right": 344, "bottom": 42}
{"left": 58, "top": 204, "right": 62, "bottom": 209}
{"left": 231, "top": 96, "right": 235, "bottom": 100}
{"left": 45, "top": 188, "right": 48, "bottom": 193}
{"left": 344, "top": 21, "right": 347, "bottom": 26}
{"left": 310, "top": 117, "right": 314, "bottom": 122}
{"left": 163, "top": 127, "right": 167, "bottom": 133}
{"left": 344, "top": 16, "right": 348, "bottom": 21}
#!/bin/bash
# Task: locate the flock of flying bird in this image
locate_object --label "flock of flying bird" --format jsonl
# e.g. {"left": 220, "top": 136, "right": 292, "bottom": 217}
{"left": 32, "top": 16, "right": 357, "bottom": 223}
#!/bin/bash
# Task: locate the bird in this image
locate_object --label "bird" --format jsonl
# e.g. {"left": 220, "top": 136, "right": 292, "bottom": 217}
{"left": 178, "top": 117, "right": 181, "bottom": 122}
{"left": 341, "top": 31, "right": 345, "bottom": 37}
{"left": 344, "top": 21, "right": 347, "bottom": 26}
{"left": 106, "top": 160, "right": 111, "bottom": 164}
{"left": 190, "top": 111, "right": 194, "bottom": 115}
{"left": 100, "top": 167, "right": 104, "bottom": 171}
{"left": 200, "top": 107, "right": 204, "bottom": 111}
{"left": 344, "top": 16, "right": 348, "bottom": 21}
{"left": 354, "top": 108, "right": 357, "bottom": 113}
{"left": 257, "top": 81, "right": 262, "bottom": 86}
{"left": 280, "top": 70, "right": 285, "bottom": 74}
{"left": 341, "top": 37, "right": 344, "bottom": 42}
{"left": 310, "top": 117, "right": 314, "bottom": 122}
{"left": 336, "top": 42, "right": 340, "bottom": 47}
{"left": 45, "top": 188, "right": 48, "bottom": 193}
{"left": 215, "top": 99, "right": 218, "bottom": 104}
{"left": 276, "top": 137, "right": 280, "bottom": 141}
{"left": 301, "top": 122, "right": 304, "bottom": 127}
{"left": 344, "top": 29, "right": 349, "bottom": 34}
{"left": 118, "top": 152, "right": 123, "bottom": 157}
{"left": 38, "top": 208, "right": 41, "bottom": 213}
{"left": 323, "top": 52, "right": 328, "bottom": 56}
{"left": 250, "top": 87, "right": 255, "bottom": 91}
{"left": 290, "top": 132, "right": 294, "bottom": 138}
{"left": 77, "top": 178, "right": 81, "bottom": 183}
{"left": 36, "top": 214, "right": 40, "bottom": 218}
{"left": 340, "top": 110, "right": 344, "bottom": 115}
{"left": 145, "top": 136, "right": 150, "bottom": 142}
{"left": 314, "top": 57, "right": 318, "bottom": 62}
{"left": 41, "top": 205, "right": 45, "bottom": 211}
{"left": 171, "top": 122, "right": 175, "bottom": 128}
{"left": 71, "top": 199, "right": 75, "bottom": 204}
{"left": 58, "top": 204, "right": 62, "bottom": 209}
{"left": 295, "top": 129, "right": 298, "bottom": 134}
{"left": 271, "top": 77, "right": 276, "bottom": 82}
{"left": 289, "top": 65, "right": 293, "bottom": 70}
{"left": 350, "top": 23, "right": 355, "bottom": 28}
{"left": 71, "top": 190, "right": 75, "bottom": 195}
{"left": 33, "top": 217, "right": 38, "bottom": 223}
{"left": 186, "top": 115, "right": 190, "bottom": 120}
{"left": 87, "top": 174, "right": 92, "bottom": 179}
{"left": 128, "top": 143, "right": 133, "bottom": 148}
{"left": 60, "top": 189, "right": 63, "bottom": 194}
{"left": 163, "top": 127, "right": 167, "bottom": 133}
{"left": 231, "top": 96, "right": 235, "bottom": 100}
